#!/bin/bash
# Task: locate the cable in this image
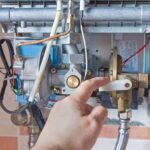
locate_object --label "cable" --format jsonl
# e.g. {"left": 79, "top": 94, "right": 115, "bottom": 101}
{"left": 16, "top": 27, "right": 72, "bottom": 61}
{"left": 123, "top": 36, "right": 150, "bottom": 65}
{"left": 0, "top": 39, "right": 24, "bottom": 95}
{"left": 0, "top": 74, "right": 28, "bottom": 115}
{"left": 31, "top": 103, "right": 45, "bottom": 130}
{"left": 80, "top": 23, "right": 88, "bottom": 80}
{"left": 0, "top": 39, "right": 14, "bottom": 72}
{"left": 0, "top": 43, "right": 12, "bottom": 76}
{"left": 16, "top": 0, "right": 72, "bottom": 61}
{"left": 0, "top": 67, "right": 6, "bottom": 75}
{"left": 0, "top": 67, "right": 6, "bottom": 69}
{"left": 0, "top": 39, "right": 28, "bottom": 115}
{"left": 80, "top": 0, "right": 88, "bottom": 80}
{"left": 0, "top": 101, "right": 29, "bottom": 115}
{"left": 0, "top": 70, "right": 6, "bottom": 75}
{"left": 28, "top": 0, "right": 73, "bottom": 102}
{"left": 28, "top": 0, "right": 65, "bottom": 102}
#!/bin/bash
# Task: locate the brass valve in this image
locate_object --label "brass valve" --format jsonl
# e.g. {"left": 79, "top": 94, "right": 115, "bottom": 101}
{"left": 108, "top": 48, "right": 149, "bottom": 113}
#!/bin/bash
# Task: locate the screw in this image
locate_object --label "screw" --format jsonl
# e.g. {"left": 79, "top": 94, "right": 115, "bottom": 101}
{"left": 125, "top": 83, "right": 130, "bottom": 88}
{"left": 60, "top": 64, "right": 66, "bottom": 69}
{"left": 50, "top": 68, "right": 57, "bottom": 74}
{"left": 54, "top": 87, "right": 61, "bottom": 94}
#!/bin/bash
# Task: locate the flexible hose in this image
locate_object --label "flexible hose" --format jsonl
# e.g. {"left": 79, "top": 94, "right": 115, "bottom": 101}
{"left": 28, "top": 10, "right": 61, "bottom": 102}
{"left": 114, "top": 119, "right": 130, "bottom": 150}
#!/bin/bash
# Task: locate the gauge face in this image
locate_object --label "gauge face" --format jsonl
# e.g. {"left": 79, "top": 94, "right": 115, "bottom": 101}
{"left": 67, "top": 75, "right": 80, "bottom": 89}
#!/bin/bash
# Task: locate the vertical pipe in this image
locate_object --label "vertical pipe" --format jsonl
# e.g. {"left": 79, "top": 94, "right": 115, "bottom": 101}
{"left": 64, "top": 44, "right": 81, "bottom": 71}
{"left": 114, "top": 119, "right": 130, "bottom": 150}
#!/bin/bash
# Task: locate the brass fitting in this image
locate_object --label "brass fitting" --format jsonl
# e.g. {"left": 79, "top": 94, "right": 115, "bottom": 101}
{"left": 67, "top": 75, "right": 80, "bottom": 89}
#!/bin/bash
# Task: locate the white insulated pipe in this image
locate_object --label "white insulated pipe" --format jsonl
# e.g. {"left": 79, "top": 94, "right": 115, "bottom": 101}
{"left": 28, "top": 1, "right": 62, "bottom": 102}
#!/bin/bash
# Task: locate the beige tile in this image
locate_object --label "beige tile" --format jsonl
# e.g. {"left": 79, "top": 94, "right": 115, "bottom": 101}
{"left": 0, "top": 119, "right": 19, "bottom": 136}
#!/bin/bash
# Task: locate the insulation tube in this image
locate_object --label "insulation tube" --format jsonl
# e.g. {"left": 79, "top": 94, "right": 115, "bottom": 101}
{"left": 28, "top": 1, "right": 62, "bottom": 102}
{"left": 80, "top": 0, "right": 85, "bottom": 11}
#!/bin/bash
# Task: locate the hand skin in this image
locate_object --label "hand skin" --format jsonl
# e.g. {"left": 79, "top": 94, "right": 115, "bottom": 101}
{"left": 32, "top": 77, "right": 109, "bottom": 150}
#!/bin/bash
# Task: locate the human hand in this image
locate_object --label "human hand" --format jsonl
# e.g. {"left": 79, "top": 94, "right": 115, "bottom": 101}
{"left": 33, "top": 77, "right": 109, "bottom": 150}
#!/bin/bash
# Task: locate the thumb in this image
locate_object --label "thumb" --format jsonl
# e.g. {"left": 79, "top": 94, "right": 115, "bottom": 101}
{"left": 88, "top": 106, "right": 108, "bottom": 125}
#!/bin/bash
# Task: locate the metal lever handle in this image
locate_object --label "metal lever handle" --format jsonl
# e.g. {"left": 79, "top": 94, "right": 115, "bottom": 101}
{"left": 99, "top": 79, "right": 132, "bottom": 92}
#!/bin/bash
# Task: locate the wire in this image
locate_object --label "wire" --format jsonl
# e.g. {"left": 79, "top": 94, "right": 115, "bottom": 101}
{"left": 0, "top": 70, "right": 6, "bottom": 75}
{"left": 80, "top": 11, "right": 88, "bottom": 80}
{"left": 31, "top": 103, "right": 45, "bottom": 130}
{"left": 10, "top": 73, "right": 24, "bottom": 96}
{"left": 0, "top": 74, "right": 28, "bottom": 115}
{"left": 0, "top": 101, "right": 29, "bottom": 115}
{"left": 123, "top": 36, "right": 150, "bottom": 65}
{"left": 16, "top": 25, "right": 72, "bottom": 61}
{"left": 28, "top": 1, "right": 73, "bottom": 102}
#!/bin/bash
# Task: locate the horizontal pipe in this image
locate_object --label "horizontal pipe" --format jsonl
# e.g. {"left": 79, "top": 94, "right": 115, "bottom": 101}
{"left": 0, "top": 0, "right": 89, "bottom": 3}
{"left": 0, "top": 6, "right": 150, "bottom": 22}
{"left": 10, "top": 8, "right": 56, "bottom": 21}
{"left": 83, "top": 6, "right": 147, "bottom": 21}
{"left": 0, "top": 8, "right": 56, "bottom": 22}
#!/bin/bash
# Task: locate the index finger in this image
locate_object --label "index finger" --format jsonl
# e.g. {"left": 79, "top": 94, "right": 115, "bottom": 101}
{"left": 70, "top": 77, "right": 109, "bottom": 105}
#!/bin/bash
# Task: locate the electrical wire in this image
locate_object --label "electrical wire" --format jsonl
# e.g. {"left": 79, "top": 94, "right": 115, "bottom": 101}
{"left": 0, "top": 74, "right": 28, "bottom": 115}
{"left": 0, "top": 67, "right": 7, "bottom": 75}
{"left": 16, "top": 23, "right": 72, "bottom": 61}
{"left": 0, "top": 101, "right": 29, "bottom": 115}
{"left": 123, "top": 36, "right": 150, "bottom": 65}
{"left": 28, "top": 1, "right": 62, "bottom": 102}
{"left": 0, "top": 39, "right": 28, "bottom": 114}
{"left": 28, "top": 1, "right": 73, "bottom": 102}
{"left": 80, "top": 12, "right": 88, "bottom": 80}
{"left": 0, "top": 70, "right": 6, "bottom": 75}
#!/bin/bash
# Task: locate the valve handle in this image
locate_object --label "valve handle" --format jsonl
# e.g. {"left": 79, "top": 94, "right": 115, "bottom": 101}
{"left": 99, "top": 79, "right": 132, "bottom": 92}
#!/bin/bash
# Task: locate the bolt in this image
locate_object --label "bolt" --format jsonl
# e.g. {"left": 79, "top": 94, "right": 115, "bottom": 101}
{"left": 125, "top": 83, "right": 130, "bottom": 88}
{"left": 53, "top": 87, "right": 61, "bottom": 94}
{"left": 87, "top": 70, "right": 92, "bottom": 76}
{"left": 60, "top": 64, "right": 66, "bottom": 69}
{"left": 50, "top": 68, "right": 57, "bottom": 74}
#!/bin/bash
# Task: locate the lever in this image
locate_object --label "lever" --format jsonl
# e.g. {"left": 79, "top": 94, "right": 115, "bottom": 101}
{"left": 99, "top": 79, "right": 132, "bottom": 92}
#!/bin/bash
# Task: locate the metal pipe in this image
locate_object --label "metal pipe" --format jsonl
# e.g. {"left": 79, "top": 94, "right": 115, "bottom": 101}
{"left": 28, "top": 120, "right": 40, "bottom": 149}
{"left": 1, "top": 6, "right": 150, "bottom": 22}
{"left": 64, "top": 44, "right": 81, "bottom": 71}
{"left": 0, "top": 8, "right": 56, "bottom": 22}
{"left": 82, "top": 6, "right": 145, "bottom": 21}
{"left": 64, "top": 44, "right": 79, "bottom": 54}
{"left": 114, "top": 119, "right": 130, "bottom": 150}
